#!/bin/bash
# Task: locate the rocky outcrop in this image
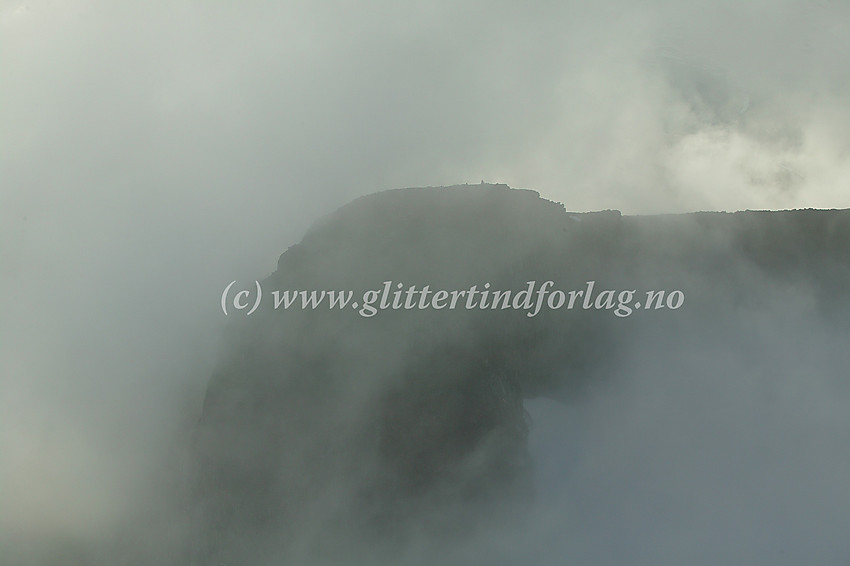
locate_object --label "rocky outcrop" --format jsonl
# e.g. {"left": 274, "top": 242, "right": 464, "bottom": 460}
{"left": 187, "top": 184, "right": 850, "bottom": 564}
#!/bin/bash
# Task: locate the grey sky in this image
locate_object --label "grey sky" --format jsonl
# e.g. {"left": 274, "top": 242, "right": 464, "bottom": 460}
{"left": 2, "top": 0, "right": 849, "bottom": 560}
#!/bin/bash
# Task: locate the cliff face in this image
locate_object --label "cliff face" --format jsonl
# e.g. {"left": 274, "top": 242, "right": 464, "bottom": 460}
{"left": 188, "top": 184, "right": 850, "bottom": 564}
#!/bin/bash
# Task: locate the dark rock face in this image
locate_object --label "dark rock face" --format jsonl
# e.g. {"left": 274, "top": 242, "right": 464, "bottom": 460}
{"left": 187, "top": 184, "right": 850, "bottom": 564}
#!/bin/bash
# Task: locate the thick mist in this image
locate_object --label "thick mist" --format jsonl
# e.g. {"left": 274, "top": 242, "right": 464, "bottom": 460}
{"left": 524, "top": 292, "right": 850, "bottom": 564}
{"left": 3, "top": 1, "right": 850, "bottom": 564}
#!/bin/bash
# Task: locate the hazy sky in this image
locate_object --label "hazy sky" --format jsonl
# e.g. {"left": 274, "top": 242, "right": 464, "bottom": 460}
{"left": 2, "top": 0, "right": 849, "bottom": 559}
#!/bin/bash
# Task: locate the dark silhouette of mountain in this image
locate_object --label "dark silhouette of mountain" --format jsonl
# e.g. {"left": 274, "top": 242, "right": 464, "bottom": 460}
{"left": 187, "top": 184, "right": 850, "bottom": 564}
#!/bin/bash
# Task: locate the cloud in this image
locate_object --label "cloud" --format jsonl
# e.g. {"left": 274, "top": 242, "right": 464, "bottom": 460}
{"left": 1, "top": 0, "right": 849, "bottom": 562}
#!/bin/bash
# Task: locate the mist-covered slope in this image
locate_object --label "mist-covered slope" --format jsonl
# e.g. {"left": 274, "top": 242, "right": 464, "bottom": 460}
{"left": 188, "top": 184, "right": 850, "bottom": 565}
